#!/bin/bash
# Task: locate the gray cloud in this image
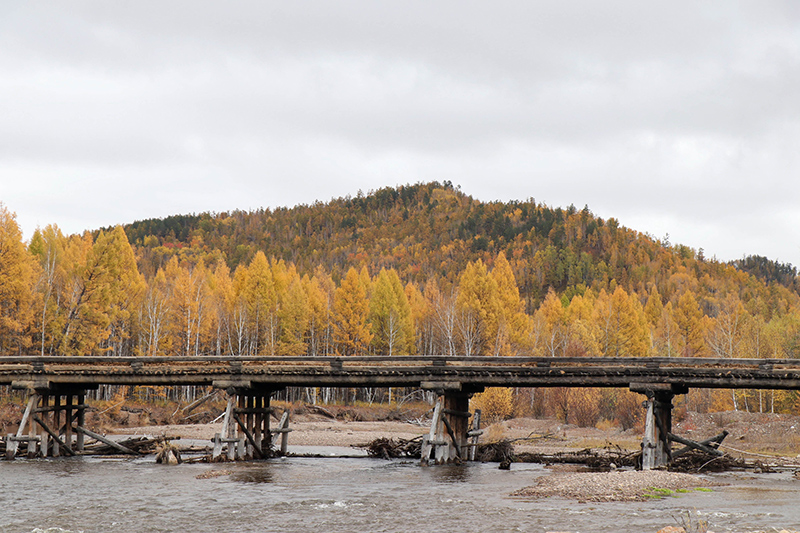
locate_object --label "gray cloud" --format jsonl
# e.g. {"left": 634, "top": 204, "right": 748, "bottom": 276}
{"left": 1, "top": 1, "right": 799, "bottom": 266}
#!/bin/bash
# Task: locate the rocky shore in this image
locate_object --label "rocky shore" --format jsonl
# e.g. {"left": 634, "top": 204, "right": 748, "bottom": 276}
{"left": 511, "top": 469, "right": 716, "bottom": 502}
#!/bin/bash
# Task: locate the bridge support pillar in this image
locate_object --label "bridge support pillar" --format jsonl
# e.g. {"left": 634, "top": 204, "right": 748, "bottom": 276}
{"left": 631, "top": 383, "right": 688, "bottom": 469}
{"left": 5, "top": 386, "right": 89, "bottom": 459}
{"left": 212, "top": 387, "right": 289, "bottom": 461}
{"left": 420, "top": 384, "right": 483, "bottom": 465}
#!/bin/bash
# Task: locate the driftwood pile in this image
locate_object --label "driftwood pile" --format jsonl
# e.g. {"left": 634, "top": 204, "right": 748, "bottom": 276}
{"left": 667, "top": 449, "right": 747, "bottom": 472}
{"left": 360, "top": 436, "right": 422, "bottom": 459}
{"left": 0, "top": 434, "right": 171, "bottom": 459}
{"left": 475, "top": 440, "right": 515, "bottom": 463}
{"left": 357, "top": 428, "right": 760, "bottom": 473}
{"left": 83, "top": 435, "right": 169, "bottom": 455}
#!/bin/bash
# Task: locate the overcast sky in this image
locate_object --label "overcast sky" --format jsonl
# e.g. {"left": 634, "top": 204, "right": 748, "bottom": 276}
{"left": 2, "top": 2, "right": 799, "bottom": 266}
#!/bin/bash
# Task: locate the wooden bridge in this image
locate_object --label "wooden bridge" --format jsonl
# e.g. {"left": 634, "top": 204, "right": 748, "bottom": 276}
{"left": 3, "top": 355, "right": 800, "bottom": 467}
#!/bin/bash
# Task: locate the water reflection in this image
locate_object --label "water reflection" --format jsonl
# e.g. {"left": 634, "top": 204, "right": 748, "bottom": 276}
{"left": 426, "top": 464, "right": 472, "bottom": 483}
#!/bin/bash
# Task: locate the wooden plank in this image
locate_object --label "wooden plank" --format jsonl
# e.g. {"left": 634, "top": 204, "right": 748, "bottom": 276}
{"left": 7, "top": 436, "right": 42, "bottom": 442}
{"left": 440, "top": 414, "right": 462, "bottom": 459}
{"left": 181, "top": 391, "right": 219, "bottom": 415}
{"left": 40, "top": 394, "right": 49, "bottom": 457}
{"left": 278, "top": 410, "right": 290, "bottom": 455}
{"left": 76, "top": 393, "right": 85, "bottom": 452}
{"left": 65, "top": 395, "right": 74, "bottom": 451}
{"left": 641, "top": 399, "right": 655, "bottom": 470}
{"left": 671, "top": 431, "right": 729, "bottom": 459}
{"left": 35, "top": 404, "right": 89, "bottom": 413}
{"left": 232, "top": 412, "right": 263, "bottom": 459}
{"left": 442, "top": 408, "right": 471, "bottom": 418}
{"left": 5, "top": 433, "right": 18, "bottom": 459}
{"left": 668, "top": 433, "right": 724, "bottom": 457}
{"left": 427, "top": 399, "right": 442, "bottom": 446}
{"left": 76, "top": 426, "right": 139, "bottom": 455}
{"left": 32, "top": 415, "right": 74, "bottom": 456}
{"left": 16, "top": 395, "right": 37, "bottom": 439}
{"left": 212, "top": 433, "right": 223, "bottom": 459}
{"left": 52, "top": 394, "right": 61, "bottom": 457}
{"left": 233, "top": 407, "right": 276, "bottom": 415}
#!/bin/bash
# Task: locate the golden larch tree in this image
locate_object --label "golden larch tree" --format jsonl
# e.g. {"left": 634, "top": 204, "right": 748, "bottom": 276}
{"left": 332, "top": 267, "right": 373, "bottom": 355}
{"left": 0, "top": 204, "right": 35, "bottom": 355}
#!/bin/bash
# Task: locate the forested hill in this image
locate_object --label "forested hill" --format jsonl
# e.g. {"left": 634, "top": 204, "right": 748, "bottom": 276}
{"left": 4, "top": 181, "right": 800, "bottom": 384}
{"left": 121, "top": 182, "right": 798, "bottom": 310}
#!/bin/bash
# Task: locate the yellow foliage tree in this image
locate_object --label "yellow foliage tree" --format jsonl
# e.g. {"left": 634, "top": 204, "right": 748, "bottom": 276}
{"left": 593, "top": 286, "right": 648, "bottom": 357}
{"left": 470, "top": 387, "right": 514, "bottom": 424}
{"left": 534, "top": 288, "right": 568, "bottom": 357}
{"left": 490, "top": 251, "right": 530, "bottom": 355}
{"left": 456, "top": 259, "right": 498, "bottom": 356}
{"left": 369, "top": 268, "right": 414, "bottom": 355}
{"left": 673, "top": 290, "right": 707, "bottom": 357}
{"left": 277, "top": 269, "right": 309, "bottom": 355}
{"left": 0, "top": 204, "right": 35, "bottom": 354}
{"left": 332, "top": 267, "right": 372, "bottom": 355}
{"left": 59, "top": 228, "right": 134, "bottom": 355}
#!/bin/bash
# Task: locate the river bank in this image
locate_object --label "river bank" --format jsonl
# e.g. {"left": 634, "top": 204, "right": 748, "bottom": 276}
{"left": 111, "top": 409, "right": 800, "bottom": 460}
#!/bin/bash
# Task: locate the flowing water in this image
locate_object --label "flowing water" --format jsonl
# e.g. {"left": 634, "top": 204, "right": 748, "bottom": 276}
{"left": 1, "top": 449, "right": 799, "bottom": 533}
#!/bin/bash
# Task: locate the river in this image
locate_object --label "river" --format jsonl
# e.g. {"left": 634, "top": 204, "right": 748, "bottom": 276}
{"left": 1, "top": 448, "right": 799, "bottom": 533}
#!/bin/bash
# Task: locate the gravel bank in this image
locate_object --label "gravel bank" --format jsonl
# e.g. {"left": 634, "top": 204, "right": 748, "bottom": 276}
{"left": 512, "top": 470, "right": 717, "bottom": 502}
{"left": 114, "top": 419, "right": 427, "bottom": 447}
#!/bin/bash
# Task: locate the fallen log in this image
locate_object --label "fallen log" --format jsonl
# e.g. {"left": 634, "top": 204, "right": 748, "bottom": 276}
{"left": 304, "top": 404, "right": 336, "bottom": 419}
{"left": 77, "top": 426, "right": 139, "bottom": 455}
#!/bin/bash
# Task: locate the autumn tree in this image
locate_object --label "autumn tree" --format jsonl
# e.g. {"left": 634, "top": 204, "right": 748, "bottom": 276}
{"left": 28, "top": 224, "right": 66, "bottom": 355}
{"left": 405, "top": 281, "right": 431, "bottom": 355}
{"left": 456, "top": 259, "right": 497, "bottom": 356}
{"left": 332, "top": 267, "right": 372, "bottom": 355}
{"left": 533, "top": 288, "right": 568, "bottom": 357}
{"left": 428, "top": 281, "right": 459, "bottom": 356}
{"left": 593, "top": 286, "right": 648, "bottom": 358}
{"left": 564, "top": 290, "right": 600, "bottom": 356}
{"left": 369, "top": 268, "right": 413, "bottom": 355}
{"left": 165, "top": 258, "right": 209, "bottom": 356}
{"left": 207, "top": 261, "right": 236, "bottom": 355}
{"left": 0, "top": 204, "right": 35, "bottom": 354}
{"left": 672, "top": 290, "right": 707, "bottom": 357}
{"left": 490, "top": 251, "right": 530, "bottom": 355}
{"left": 58, "top": 228, "right": 134, "bottom": 355}
{"left": 239, "top": 252, "right": 278, "bottom": 355}
{"left": 103, "top": 226, "right": 145, "bottom": 356}
{"left": 305, "top": 271, "right": 334, "bottom": 356}
{"left": 277, "top": 267, "right": 310, "bottom": 355}
{"left": 140, "top": 268, "right": 170, "bottom": 356}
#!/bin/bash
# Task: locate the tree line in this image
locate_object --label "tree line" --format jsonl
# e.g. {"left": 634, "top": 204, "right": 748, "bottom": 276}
{"left": 3, "top": 182, "right": 800, "bottom": 418}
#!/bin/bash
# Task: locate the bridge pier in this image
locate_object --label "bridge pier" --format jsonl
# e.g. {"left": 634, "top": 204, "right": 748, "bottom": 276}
{"left": 631, "top": 383, "right": 688, "bottom": 469}
{"left": 211, "top": 386, "right": 291, "bottom": 461}
{"left": 420, "top": 383, "right": 483, "bottom": 465}
{"left": 6, "top": 385, "right": 91, "bottom": 459}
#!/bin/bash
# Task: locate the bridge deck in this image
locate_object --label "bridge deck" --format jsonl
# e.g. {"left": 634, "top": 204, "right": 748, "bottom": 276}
{"left": 2, "top": 356, "right": 800, "bottom": 391}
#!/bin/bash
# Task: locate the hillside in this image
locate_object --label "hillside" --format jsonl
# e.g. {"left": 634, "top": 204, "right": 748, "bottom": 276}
{"left": 122, "top": 182, "right": 798, "bottom": 309}
{"left": 2, "top": 182, "right": 800, "bottom": 417}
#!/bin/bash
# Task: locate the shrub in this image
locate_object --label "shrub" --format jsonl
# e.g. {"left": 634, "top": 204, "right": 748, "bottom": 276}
{"left": 470, "top": 387, "right": 514, "bottom": 423}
